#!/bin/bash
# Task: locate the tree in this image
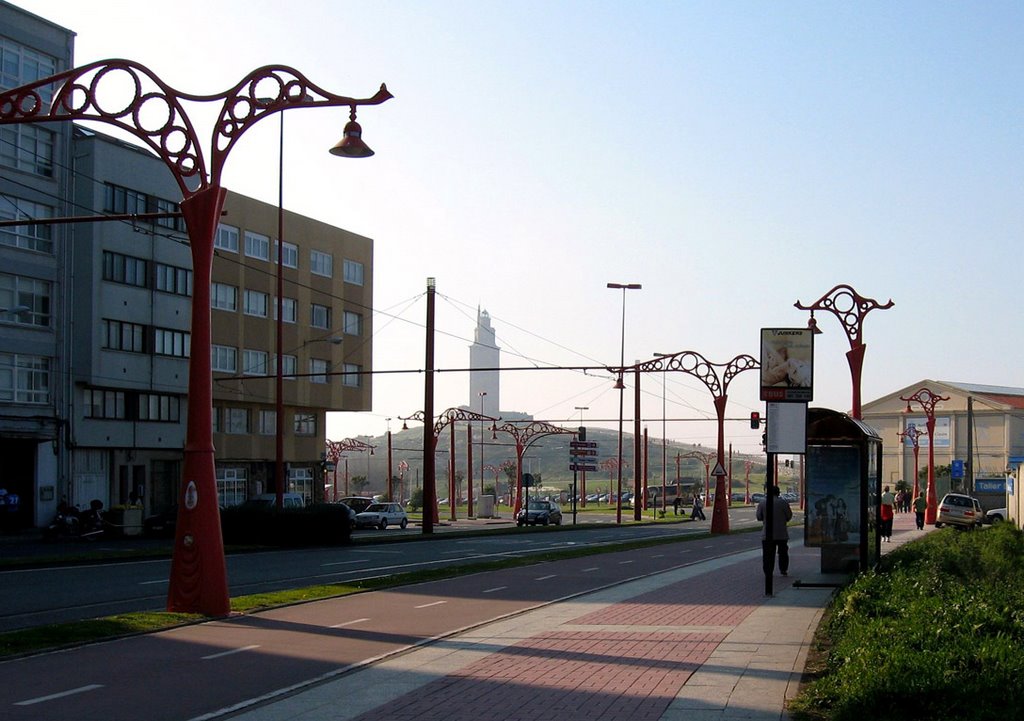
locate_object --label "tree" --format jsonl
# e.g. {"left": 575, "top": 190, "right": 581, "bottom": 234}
{"left": 351, "top": 475, "right": 369, "bottom": 495}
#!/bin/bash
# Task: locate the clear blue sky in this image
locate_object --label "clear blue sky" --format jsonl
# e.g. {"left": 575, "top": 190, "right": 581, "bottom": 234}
{"left": 16, "top": 0, "right": 1023, "bottom": 453}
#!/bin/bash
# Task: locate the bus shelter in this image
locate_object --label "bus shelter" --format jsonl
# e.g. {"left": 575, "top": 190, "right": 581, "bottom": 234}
{"left": 805, "top": 407, "right": 883, "bottom": 573}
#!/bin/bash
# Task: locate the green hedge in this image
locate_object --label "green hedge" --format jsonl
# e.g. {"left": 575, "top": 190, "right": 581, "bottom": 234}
{"left": 791, "top": 523, "right": 1024, "bottom": 721}
{"left": 220, "top": 503, "right": 352, "bottom": 546}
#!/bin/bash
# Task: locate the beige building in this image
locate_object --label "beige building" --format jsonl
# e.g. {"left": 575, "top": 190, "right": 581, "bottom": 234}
{"left": 208, "top": 191, "right": 373, "bottom": 507}
{"left": 861, "top": 381, "right": 1024, "bottom": 513}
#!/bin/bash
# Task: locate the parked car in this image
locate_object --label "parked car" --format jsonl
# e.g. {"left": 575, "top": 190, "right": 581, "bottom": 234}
{"left": 751, "top": 493, "right": 766, "bottom": 505}
{"left": 241, "top": 493, "right": 306, "bottom": 509}
{"left": 935, "top": 493, "right": 982, "bottom": 529}
{"left": 985, "top": 507, "right": 1008, "bottom": 524}
{"left": 355, "top": 502, "right": 409, "bottom": 530}
{"left": 337, "top": 496, "right": 375, "bottom": 514}
{"left": 516, "top": 499, "right": 563, "bottom": 526}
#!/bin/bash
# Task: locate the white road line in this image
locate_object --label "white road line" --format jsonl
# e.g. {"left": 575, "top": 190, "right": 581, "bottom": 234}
{"left": 139, "top": 579, "right": 168, "bottom": 585}
{"left": 581, "top": 567, "right": 599, "bottom": 572}
{"left": 202, "top": 645, "right": 260, "bottom": 660}
{"left": 618, "top": 560, "right": 634, "bottom": 565}
{"left": 321, "top": 559, "right": 371, "bottom": 567}
{"left": 482, "top": 586, "right": 507, "bottom": 594}
{"left": 15, "top": 684, "right": 104, "bottom": 706}
{"left": 535, "top": 574, "right": 557, "bottom": 581}
{"left": 651, "top": 553, "right": 665, "bottom": 558}
{"left": 414, "top": 600, "right": 447, "bottom": 609}
{"left": 329, "top": 617, "right": 370, "bottom": 628}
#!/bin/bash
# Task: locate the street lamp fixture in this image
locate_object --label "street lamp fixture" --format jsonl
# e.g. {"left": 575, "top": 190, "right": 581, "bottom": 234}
{"left": 606, "top": 282, "right": 642, "bottom": 524}
{"left": 900, "top": 387, "right": 949, "bottom": 525}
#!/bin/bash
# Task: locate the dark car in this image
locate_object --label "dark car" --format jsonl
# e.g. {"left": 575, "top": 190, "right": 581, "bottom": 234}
{"left": 337, "top": 496, "right": 375, "bottom": 514}
{"left": 516, "top": 499, "right": 563, "bottom": 527}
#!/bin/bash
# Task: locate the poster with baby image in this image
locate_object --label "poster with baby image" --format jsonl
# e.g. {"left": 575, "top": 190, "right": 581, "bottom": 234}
{"left": 760, "top": 328, "right": 814, "bottom": 401}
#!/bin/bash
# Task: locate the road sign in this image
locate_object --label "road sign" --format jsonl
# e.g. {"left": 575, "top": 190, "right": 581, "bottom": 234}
{"left": 711, "top": 462, "right": 727, "bottom": 477}
{"left": 569, "top": 463, "right": 597, "bottom": 472}
{"left": 570, "top": 440, "right": 598, "bottom": 449}
{"left": 570, "top": 448, "right": 598, "bottom": 457}
{"left": 951, "top": 459, "right": 964, "bottom": 479}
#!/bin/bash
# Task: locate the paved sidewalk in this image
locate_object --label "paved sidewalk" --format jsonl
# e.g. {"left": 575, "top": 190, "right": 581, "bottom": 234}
{"left": 225, "top": 512, "right": 929, "bottom": 721}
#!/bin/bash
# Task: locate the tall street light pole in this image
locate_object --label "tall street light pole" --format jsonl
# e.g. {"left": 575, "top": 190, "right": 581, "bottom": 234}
{"left": 607, "top": 282, "right": 641, "bottom": 524}
{"left": 653, "top": 353, "right": 671, "bottom": 519}
{"left": 0, "top": 62, "right": 392, "bottom": 617}
{"left": 479, "top": 391, "right": 487, "bottom": 509}
{"left": 795, "top": 284, "right": 893, "bottom": 420}
{"left": 900, "top": 388, "right": 949, "bottom": 525}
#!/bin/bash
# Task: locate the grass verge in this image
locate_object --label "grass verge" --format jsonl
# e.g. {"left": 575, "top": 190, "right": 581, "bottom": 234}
{"left": 788, "top": 522, "right": 1024, "bottom": 721}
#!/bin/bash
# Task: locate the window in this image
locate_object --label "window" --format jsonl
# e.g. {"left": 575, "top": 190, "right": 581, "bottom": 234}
{"left": 0, "top": 353, "right": 50, "bottom": 403}
{"left": 153, "top": 328, "right": 190, "bottom": 357}
{"left": 243, "top": 349, "right": 268, "bottom": 376}
{"left": 0, "top": 273, "right": 51, "bottom": 327}
{"left": 216, "top": 467, "right": 248, "bottom": 507}
{"left": 103, "top": 251, "right": 149, "bottom": 288}
{"left": 84, "top": 388, "right": 126, "bottom": 419}
{"left": 0, "top": 195, "right": 53, "bottom": 253}
{"left": 274, "top": 240, "right": 298, "bottom": 269}
{"left": 104, "top": 183, "right": 148, "bottom": 215}
{"left": 310, "top": 303, "right": 330, "bottom": 329}
{"left": 155, "top": 263, "right": 192, "bottom": 296}
{"left": 293, "top": 413, "right": 316, "bottom": 435}
{"left": 274, "top": 296, "right": 297, "bottom": 324}
{"left": 273, "top": 354, "right": 297, "bottom": 380}
{"left": 215, "top": 224, "right": 239, "bottom": 253}
{"left": 211, "top": 283, "right": 237, "bottom": 311}
{"left": 288, "top": 466, "right": 313, "bottom": 503}
{"left": 224, "top": 408, "right": 249, "bottom": 434}
{"left": 309, "top": 358, "right": 329, "bottom": 384}
{"left": 244, "top": 230, "right": 270, "bottom": 261}
{"left": 310, "top": 250, "right": 333, "bottom": 277}
{"left": 211, "top": 345, "right": 237, "bottom": 373}
{"left": 211, "top": 407, "right": 220, "bottom": 433}
{"left": 259, "top": 409, "right": 276, "bottom": 435}
{"left": 0, "top": 39, "right": 57, "bottom": 104}
{"left": 153, "top": 197, "right": 183, "bottom": 231}
{"left": 0, "top": 124, "right": 54, "bottom": 176}
{"left": 243, "top": 289, "right": 268, "bottom": 318}
{"left": 102, "top": 319, "right": 146, "bottom": 353}
{"left": 343, "top": 311, "right": 362, "bottom": 336}
{"left": 137, "top": 393, "right": 181, "bottom": 422}
{"left": 343, "top": 259, "right": 364, "bottom": 286}
{"left": 342, "top": 363, "right": 361, "bottom": 388}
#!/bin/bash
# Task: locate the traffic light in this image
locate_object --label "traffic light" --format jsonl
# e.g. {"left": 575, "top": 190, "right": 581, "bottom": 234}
{"left": 522, "top": 472, "right": 534, "bottom": 488}
{"left": 750, "top": 411, "right": 761, "bottom": 429}
{"left": 578, "top": 426, "right": 587, "bottom": 441}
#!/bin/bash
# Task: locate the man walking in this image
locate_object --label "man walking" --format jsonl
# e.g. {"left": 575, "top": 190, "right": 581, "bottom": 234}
{"left": 757, "top": 486, "right": 793, "bottom": 576}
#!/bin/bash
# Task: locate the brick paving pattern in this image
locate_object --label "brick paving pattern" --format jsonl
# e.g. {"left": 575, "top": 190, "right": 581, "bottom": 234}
{"left": 351, "top": 559, "right": 772, "bottom": 720}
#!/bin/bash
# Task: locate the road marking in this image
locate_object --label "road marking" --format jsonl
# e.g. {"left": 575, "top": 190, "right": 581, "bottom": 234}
{"left": 581, "top": 567, "right": 599, "bottom": 572}
{"left": 15, "top": 684, "right": 104, "bottom": 706}
{"left": 618, "top": 560, "right": 634, "bottom": 565}
{"left": 535, "top": 574, "right": 557, "bottom": 581}
{"left": 139, "top": 578, "right": 168, "bottom": 585}
{"left": 202, "top": 645, "right": 260, "bottom": 660}
{"left": 321, "top": 559, "right": 371, "bottom": 567}
{"left": 651, "top": 553, "right": 665, "bottom": 558}
{"left": 482, "top": 586, "right": 507, "bottom": 594}
{"left": 414, "top": 600, "right": 447, "bottom": 609}
{"left": 329, "top": 617, "right": 370, "bottom": 628}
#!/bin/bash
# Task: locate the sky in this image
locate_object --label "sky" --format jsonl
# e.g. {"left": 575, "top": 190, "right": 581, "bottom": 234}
{"left": 14, "top": 0, "right": 1023, "bottom": 454}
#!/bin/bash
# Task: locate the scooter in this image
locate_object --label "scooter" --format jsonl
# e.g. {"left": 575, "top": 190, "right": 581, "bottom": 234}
{"left": 44, "top": 499, "right": 106, "bottom": 540}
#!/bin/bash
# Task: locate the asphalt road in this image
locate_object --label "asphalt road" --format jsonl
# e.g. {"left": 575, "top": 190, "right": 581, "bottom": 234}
{"left": 1, "top": 510, "right": 773, "bottom": 721}
{"left": 0, "top": 508, "right": 763, "bottom": 632}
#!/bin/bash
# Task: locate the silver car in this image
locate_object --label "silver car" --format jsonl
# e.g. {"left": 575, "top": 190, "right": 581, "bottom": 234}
{"left": 935, "top": 493, "right": 982, "bottom": 529}
{"left": 355, "top": 502, "right": 409, "bottom": 530}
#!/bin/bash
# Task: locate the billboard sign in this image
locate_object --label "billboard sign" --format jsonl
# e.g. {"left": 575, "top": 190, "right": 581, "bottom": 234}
{"left": 760, "top": 328, "right": 814, "bottom": 402}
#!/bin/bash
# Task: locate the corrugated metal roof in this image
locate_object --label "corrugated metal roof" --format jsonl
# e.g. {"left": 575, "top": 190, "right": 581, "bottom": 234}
{"left": 942, "top": 382, "right": 1024, "bottom": 409}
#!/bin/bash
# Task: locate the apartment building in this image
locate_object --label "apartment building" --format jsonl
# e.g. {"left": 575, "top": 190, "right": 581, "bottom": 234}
{"left": 0, "top": 1, "right": 74, "bottom": 529}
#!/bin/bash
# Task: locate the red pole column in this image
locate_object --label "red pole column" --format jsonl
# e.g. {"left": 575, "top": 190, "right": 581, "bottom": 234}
{"left": 167, "top": 185, "right": 230, "bottom": 616}
{"left": 710, "top": 395, "right": 730, "bottom": 534}
{"left": 466, "top": 423, "right": 474, "bottom": 518}
{"left": 449, "top": 423, "right": 456, "bottom": 521}
{"left": 634, "top": 366, "right": 642, "bottom": 522}
{"left": 925, "top": 415, "right": 938, "bottom": 524}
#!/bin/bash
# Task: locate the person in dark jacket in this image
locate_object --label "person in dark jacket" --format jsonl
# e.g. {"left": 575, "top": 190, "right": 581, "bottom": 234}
{"left": 756, "top": 486, "right": 793, "bottom": 576}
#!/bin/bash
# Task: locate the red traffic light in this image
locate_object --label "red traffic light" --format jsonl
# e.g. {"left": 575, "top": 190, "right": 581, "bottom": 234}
{"left": 750, "top": 412, "right": 761, "bottom": 429}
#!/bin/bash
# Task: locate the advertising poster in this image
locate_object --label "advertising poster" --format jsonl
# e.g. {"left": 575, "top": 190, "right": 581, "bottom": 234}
{"left": 902, "top": 417, "right": 951, "bottom": 447}
{"left": 760, "top": 328, "right": 814, "bottom": 402}
{"left": 805, "top": 445, "right": 861, "bottom": 548}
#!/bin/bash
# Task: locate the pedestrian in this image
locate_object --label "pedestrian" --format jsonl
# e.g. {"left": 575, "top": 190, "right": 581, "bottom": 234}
{"left": 691, "top": 493, "right": 706, "bottom": 521}
{"left": 895, "top": 490, "right": 905, "bottom": 514}
{"left": 912, "top": 491, "right": 927, "bottom": 530}
{"left": 757, "top": 486, "right": 793, "bottom": 576}
{"left": 880, "top": 485, "right": 896, "bottom": 542}
{"left": 672, "top": 496, "right": 681, "bottom": 516}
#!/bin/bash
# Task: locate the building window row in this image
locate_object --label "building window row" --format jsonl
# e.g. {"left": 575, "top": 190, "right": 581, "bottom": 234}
{"left": 0, "top": 272, "right": 51, "bottom": 327}
{"left": 0, "top": 195, "right": 54, "bottom": 254}
{"left": 104, "top": 183, "right": 184, "bottom": 232}
{"left": 214, "top": 223, "right": 362, "bottom": 285}
{"left": 101, "top": 319, "right": 191, "bottom": 358}
{"left": 0, "top": 38, "right": 57, "bottom": 105}
{"left": 84, "top": 387, "right": 182, "bottom": 422}
{"left": 102, "top": 251, "right": 192, "bottom": 296}
{"left": 0, "top": 352, "right": 50, "bottom": 404}
{"left": 215, "top": 407, "right": 317, "bottom": 436}
{"left": 0, "top": 124, "right": 54, "bottom": 177}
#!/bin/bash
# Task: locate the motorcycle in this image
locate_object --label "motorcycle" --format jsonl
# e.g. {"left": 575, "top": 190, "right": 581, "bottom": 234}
{"left": 44, "top": 499, "right": 105, "bottom": 540}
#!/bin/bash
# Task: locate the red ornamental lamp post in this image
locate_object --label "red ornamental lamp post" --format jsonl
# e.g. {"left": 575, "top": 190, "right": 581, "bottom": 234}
{"left": 0, "top": 61, "right": 391, "bottom": 617}
{"left": 900, "top": 388, "right": 949, "bottom": 525}
{"left": 635, "top": 351, "right": 759, "bottom": 534}
{"left": 897, "top": 423, "right": 926, "bottom": 503}
{"left": 794, "top": 284, "right": 894, "bottom": 420}
{"left": 325, "top": 438, "right": 376, "bottom": 500}
{"left": 495, "top": 421, "right": 577, "bottom": 516}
